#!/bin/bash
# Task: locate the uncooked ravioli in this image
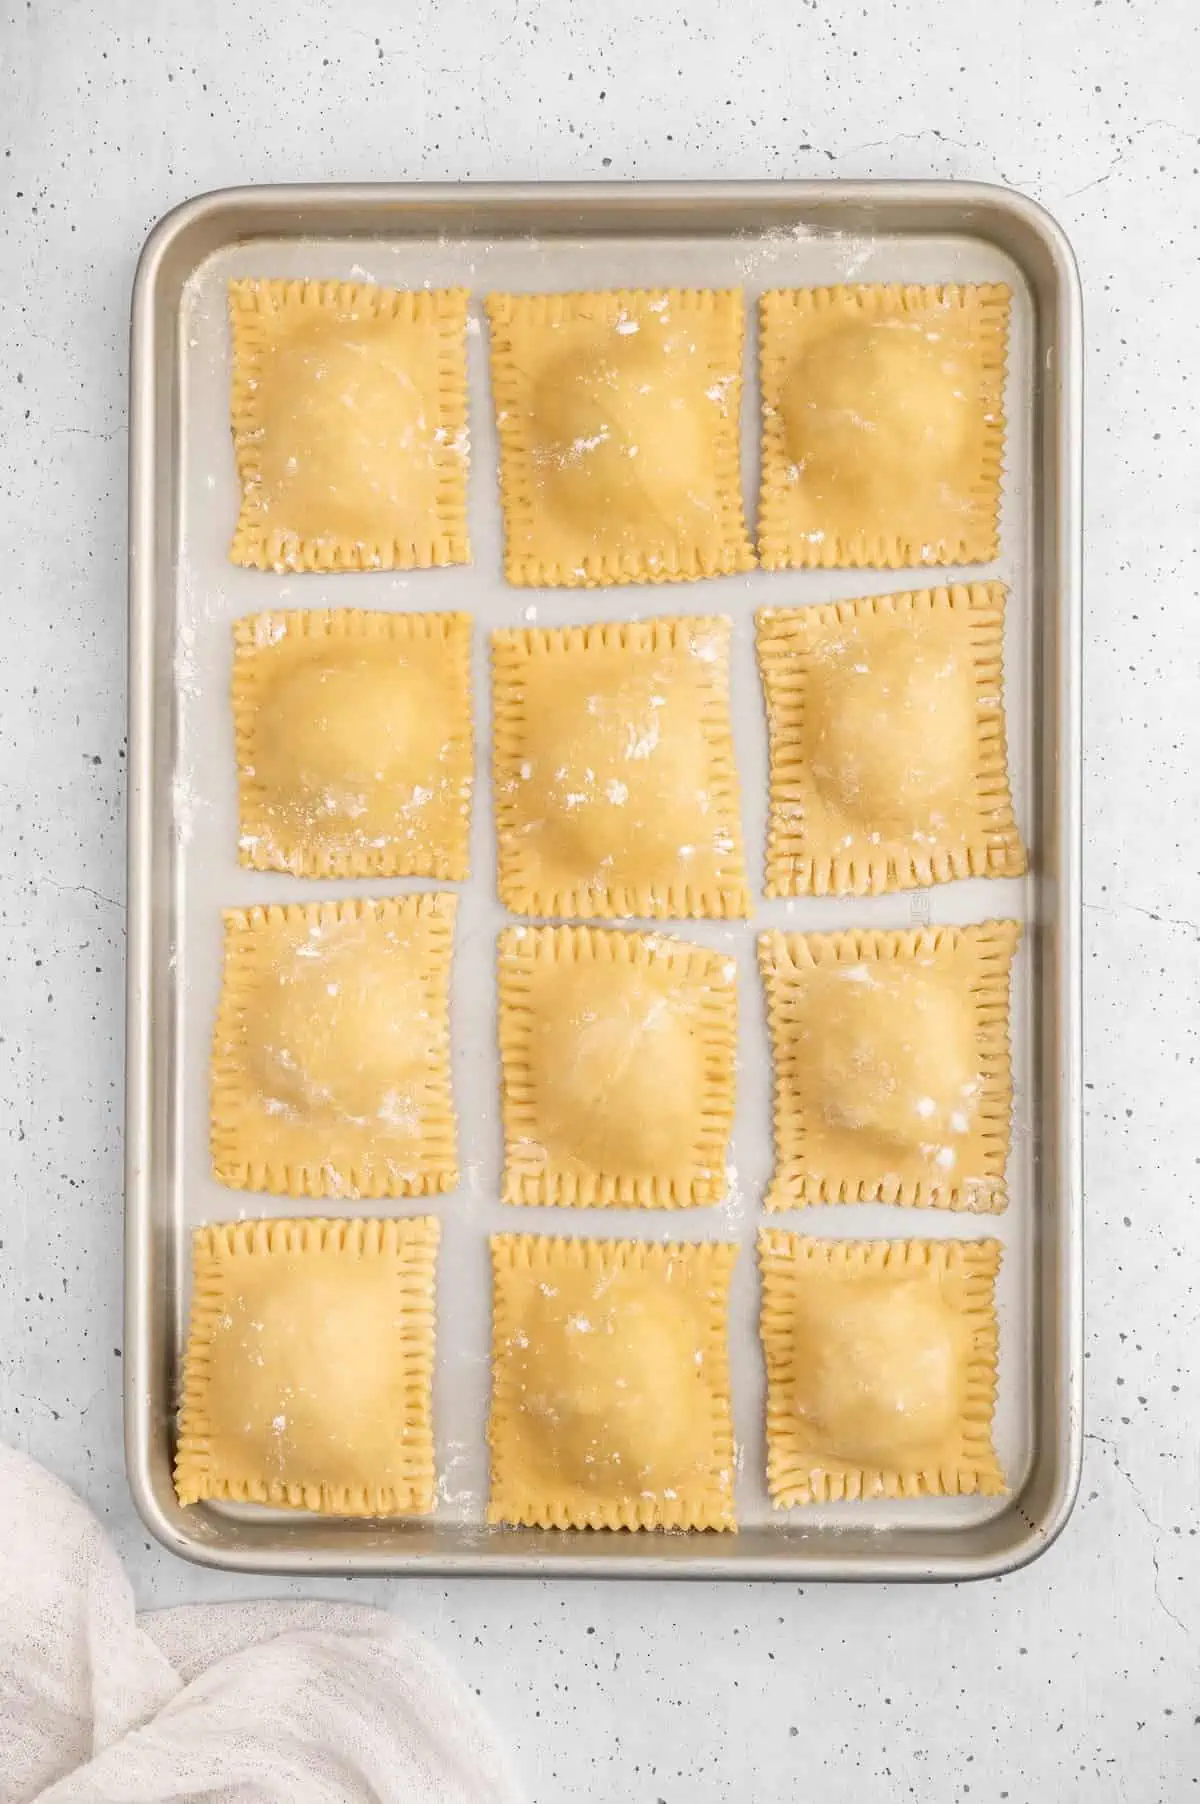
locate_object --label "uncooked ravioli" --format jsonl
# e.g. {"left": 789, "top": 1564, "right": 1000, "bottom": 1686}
{"left": 174, "top": 1216, "right": 440, "bottom": 1516}
{"left": 487, "top": 1234, "right": 737, "bottom": 1531}
{"left": 756, "top": 586, "right": 1025, "bottom": 898}
{"left": 497, "top": 924, "right": 737, "bottom": 1207}
{"left": 758, "top": 921, "right": 1019, "bottom": 1213}
{"left": 758, "top": 1233, "right": 1004, "bottom": 1506}
{"left": 485, "top": 287, "right": 755, "bottom": 586}
{"left": 233, "top": 609, "right": 473, "bottom": 880}
{"left": 210, "top": 894, "right": 458, "bottom": 1200}
{"left": 228, "top": 279, "right": 470, "bottom": 572}
{"left": 757, "top": 282, "right": 1009, "bottom": 570}
{"left": 491, "top": 617, "right": 749, "bottom": 920}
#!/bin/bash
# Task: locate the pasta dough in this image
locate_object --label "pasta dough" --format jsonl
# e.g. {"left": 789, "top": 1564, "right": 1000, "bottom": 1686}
{"left": 759, "top": 1233, "right": 1005, "bottom": 1505}
{"left": 488, "top": 1235, "right": 737, "bottom": 1531}
{"left": 760, "top": 922, "right": 1019, "bottom": 1212}
{"left": 211, "top": 894, "right": 458, "bottom": 1199}
{"left": 485, "top": 288, "right": 755, "bottom": 587}
{"left": 174, "top": 1216, "right": 439, "bottom": 1515}
{"left": 497, "top": 924, "right": 737, "bottom": 1208}
{"left": 492, "top": 617, "right": 749, "bottom": 919}
{"left": 757, "top": 585, "right": 1026, "bottom": 897}
{"left": 228, "top": 280, "right": 470, "bottom": 572}
{"left": 233, "top": 609, "right": 473, "bottom": 879}
{"left": 758, "top": 282, "right": 1009, "bottom": 569}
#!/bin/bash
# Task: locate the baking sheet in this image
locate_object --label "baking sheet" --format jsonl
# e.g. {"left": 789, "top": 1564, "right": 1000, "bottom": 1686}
{"left": 127, "top": 183, "right": 1082, "bottom": 1576}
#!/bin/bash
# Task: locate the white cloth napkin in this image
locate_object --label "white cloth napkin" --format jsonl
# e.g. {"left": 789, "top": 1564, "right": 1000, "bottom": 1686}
{"left": 0, "top": 1447, "right": 522, "bottom": 1804}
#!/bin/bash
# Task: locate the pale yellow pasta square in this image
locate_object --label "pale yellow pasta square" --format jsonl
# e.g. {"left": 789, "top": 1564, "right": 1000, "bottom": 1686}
{"left": 211, "top": 895, "right": 458, "bottom": 1199}
{"left": 233, "top": 609, "right": 473, "bottom": 880}
{"left": 498, "top": 925, "right": 737, "bottom": 1208}
{"left": 485, "top": 288, "right": 755, "bottom": 587}
{"left": 492, "top": 617, "right": 749, "bottom": 919}
{"left": 228, "top": 280, "right": 470, "bottom": 572}
{"left": 760, "top": 922, "right": 1019, "bottom": 1212}
{"left": 757, "top": 585, "right": 1026, "bottom": 897}
{"left": 488, "top": 1235, "right": 737, "bottom": 1531}
{"left": 174, "top": 1216, "right": 439, "bottom": 1515}
{"left": 759, "top": 1233, "right": 1005, "bottom": 1506}
{"left": 758, "top": 282, "right": 1009, "bottom": 569}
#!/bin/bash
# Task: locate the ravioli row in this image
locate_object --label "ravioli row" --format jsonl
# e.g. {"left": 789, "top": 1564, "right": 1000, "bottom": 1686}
{"left": 234, "top": 592, "right": 1025, "bottom": 904}
{"left": 212, "top": 899, "right": 1018, "bottom": 1214}
{"left": 227, "top": 279, "right": 1008, "bottom": 583}
{"left": 175, "top": 1221, "right": 1004, "bottom": 1526}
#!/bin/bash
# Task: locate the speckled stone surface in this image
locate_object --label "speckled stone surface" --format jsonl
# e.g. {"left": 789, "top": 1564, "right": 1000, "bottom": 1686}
{"left": 2, "top": 3, "right": 1198, "bottom": 1798}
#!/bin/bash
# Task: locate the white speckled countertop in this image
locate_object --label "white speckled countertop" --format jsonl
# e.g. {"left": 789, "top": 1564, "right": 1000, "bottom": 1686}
{"left": 2, "top": 3, "right": 1197, "bottom": 1798}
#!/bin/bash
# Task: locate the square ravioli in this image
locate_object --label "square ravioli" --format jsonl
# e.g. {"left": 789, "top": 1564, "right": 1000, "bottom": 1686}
{"left": 488, "top": 1235, "right": 737, "bottom": 1531}
{"left": 228, "top": 280, "right": 470, "bottom": 572}
{"left": 485, "top": 288, "right": 755, "bottom": 587}
{"left": 492, "top": 617, "right": 749, "bottom": 919}
{"left": 498, "top": 925, "right": 737, "bottom": 1208}
{"left": 211, "top": 894, "right": 458, "bottom": 1199}
{"left": 233, "top": 609, "right": 473, "bottom": 880}
{"left": 758, "top": 1234, "right": 1004, "bottom": 1505}
{"left": 760, "top": 922, "right": 1019, "bottom": 1212}
{"left": 758, "top": 282, "right": 1009, "bottom": 569}
{"left": 757, "top": 585, "right": 1026, "bottom": 897}
{"left": 174, "top": 1216, "right": 439, "bottom": 1515}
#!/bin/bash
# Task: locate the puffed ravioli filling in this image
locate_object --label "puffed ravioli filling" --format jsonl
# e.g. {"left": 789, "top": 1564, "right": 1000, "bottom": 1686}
{"left": 233, "top": 609, "right": 473, "bottom": 880}
{"left": 491, "top": 617, "right": 749, "bottom": 919}
{"left": 759, "top": 922, "right": 1019, "bottom": 1212}
{"left": 174, "top": 1215, "right": 439, "bottom": 1515}
{"left": 228, "top": 279, "right": 470, "bottom": 572}
{"left": 487, "top": 1236, "right": 737, "bottom": 1531}
{"left": 757, "top": 282, "right": 1009, "bottom": 569}
{"left": 497, "top": 925, "right": 737, "bottom": 1207}
{"left": 758, "top": 1233, "right": 1004, "bottom": 1506}
{"left": 485, "top": 288, "right": 755, "bottom": 586}
{"left": 210, "top": 894, "right": 458, "bottom": 1200}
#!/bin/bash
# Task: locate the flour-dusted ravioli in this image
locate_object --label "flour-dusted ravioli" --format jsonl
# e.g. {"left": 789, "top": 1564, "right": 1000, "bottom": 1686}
{"left": 758, "top": 282, "right": 1009, "bottom": 569}
{"left": 760, "top": 922, "right": 1019, "bottom": 1212}
{"left": 211, "top": 894, "right": 458, "bottom": 1199}
{"left": 492, "top": 617, "right": 749, "bottom": 919}
{"left": 174, "top": 1216, "right": 439, "bottom": 1515}
{"left": 757, "top": 586, "right": 1026, "bottom": 897}
{"left": 228, "top": 280, "right": 470, "bottom": 572}
{"left": 485, "top": 288, "right": 755, "bottom": 587}
{"left": 488, "top": 1235, "right": 737, "bottom": 1531}
{"left": 759, "top": 1234, "right": 1004, "bottom": 1506}
{"left": 498, "top": 925, "right": 737, "bottom": 1208}
{"left": 233, "top": 609, "right": 473, "bottom": 879}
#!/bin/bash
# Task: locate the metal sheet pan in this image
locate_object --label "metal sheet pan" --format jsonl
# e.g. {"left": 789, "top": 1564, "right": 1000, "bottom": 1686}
{"left": 126, "top": 181, "right": 1082, "bottom": 1579}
